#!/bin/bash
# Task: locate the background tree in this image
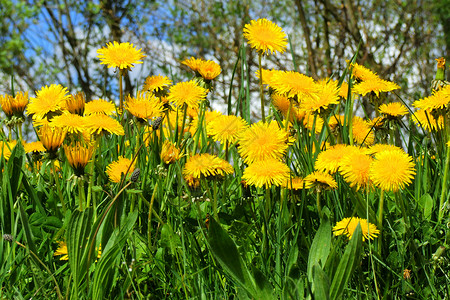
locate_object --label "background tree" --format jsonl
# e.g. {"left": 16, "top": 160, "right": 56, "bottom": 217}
{"left": 0, "top": 0, "right": 448, "bottom": 110}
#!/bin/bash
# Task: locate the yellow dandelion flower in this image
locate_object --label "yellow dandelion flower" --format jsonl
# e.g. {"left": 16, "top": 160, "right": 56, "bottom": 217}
{"left": 54, "top": 241, "right": 69, "bottom": 260}
{"left": 365, "top": 144, "right": 403, "bottom": 156}
{"left": 304, "top": 171, "right": 338, "bottom": 190}
{"left": 167, "top": 80, "right": 207, "bottom": 109}
{"left": 270, "top": 71, "right": 318, "bottom": 100}
{"left": 84, "top": 99, "right": 117, "bottom": 116}
{"left": 255, "top": 68, "right": 277, "bottom": 86}
{"left": 12, "top": 91, "right": 29, "bottom": 116}
{"left": 272, "top": 92, "right": 302, "bottom": 121}
{"left": 303, "top": 111, "right": 324, "bottom": 134}
{"left": 0, "top": 94, "right": 14, "bottom": 117}
{"left": 182, "top": 153, "right": 233, "bottom": 179}
{"left": 242, "top": 158, "right": 290, "bottom": 188}
{"left": 413, "top": 85, "right": 450, "bottom": 111}
{"left": 272, "top": 93, "right": 291, "bottom": 115}
{"left": 1, "top": 92, "right": 29, "bottom": 118}
{"left": 353, "top": 78, "right": 400, "bottom": 97}
{"left": 125, "top": 91, "right": 163, "bottom": 121}
{"left": 411, "top": 109, "right": 443, "bottom": 131}
{"left": 85, "top": 114, "right": 125, "bottom": 136}
{"left": 50, "top": 113, "right": 87, "bottom": 135}
{"left": 243, "top": 18, "right": 287, "bottom": 55}
{"left": 182, "top": 57, "right": 203, "bottom": 72}
{"left": 238, "top": 120, "right": 288, "bottom": 164}
{"left": 184, "top": 174, "right": 200, "bottom": 189}
{"left": 143, "top": 75, "right": 172, "bottom": 93}
{"left": 190, "top": 110, "right": 223, "bottom": 135}
{"left": 328, "top": 114, "right": 346, "bottom": 131}
{"left": 338, "top": 81, "right": 350, "bottom": 99}
{"left": 367, "top": 116, "right": 385, "bottom": 129}
{"left": 352, "top": 116, "right": 374, "bottom": 145}
{"left": 27, "top": 84, "right": 69, "bottom": 120}
{"left": 208, "top": 114, "right": 248, "bottom": 144}
{"left": 54, "top": 241, "right": 101, "bottom": 261}
{"left": 106, "top": 156, "right": 136, "bottom": 183}
{"left": 23, "top": 141, "right": 46, "bottom": 154}
{"left": 198, "top": 60, "right": 221, "bottom": 80}
{"left": 0, "top": 140, "right": 17, "bottom": 160}
{"left": 66, "top": 92, "right": 85, "bottom": 116}
{"left": 284, "top": 177, "right": 311, "bottom": 190}
{"left": 379, "top": 102, "right": 408, "bottom": 118}
{"left": 274, "top": 98, "right": 300, "bottom": 123}
{"left": 350, "top": 62, "right": 379, "bottom": 82}
{"left": 333, "top": 217, "right": 380, "bottom": 241}
{"left": 160, "top": 140, "right": 181, "bottom": 164}
{"left": 97, "top": 41, "right": 146, "bottom": 70}
{"left": 315, "top": 144, "right": 360, "bottom": 174}
{"left": 64, "top": 142, "right": 95, "bottom": 176}
{"left": 369, "top": 150, "right": 415, "bottom": 192}
{"left": 300, "top": 79, "right": 340, "bottom": 113}
{"left": 38, "top": 124, "right": 67, "bottom": 155}
{"left": 339, "top": 150, "right": 373, "bottom": 190}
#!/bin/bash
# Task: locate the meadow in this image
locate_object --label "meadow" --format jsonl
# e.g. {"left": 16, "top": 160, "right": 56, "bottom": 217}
{"left": 0, "top": 18, "right": 449, "bottom": 299}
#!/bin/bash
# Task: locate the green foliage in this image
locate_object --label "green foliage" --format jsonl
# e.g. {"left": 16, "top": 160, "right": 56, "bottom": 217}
{"left": 1, "top": 9, "right": 450, "bottom": 299}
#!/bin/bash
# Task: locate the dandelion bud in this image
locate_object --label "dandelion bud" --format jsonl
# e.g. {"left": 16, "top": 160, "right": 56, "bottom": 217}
{"left": 130, "top": 168, "right": 140, "bottom": 182}
{"left": 152, "top": 117, "right": 163, "bottom": 130}
{"left": 2, "top": 234, "right": 13, "bottom": 242}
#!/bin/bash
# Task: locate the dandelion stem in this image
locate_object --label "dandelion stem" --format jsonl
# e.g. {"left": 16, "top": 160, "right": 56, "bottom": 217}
{"left": 77, "top": 178, "right": 85, "bottom": 211}
{"left": 316, "top": 189, "right": 322, "bottom": 218}
{"left": 438, "top": 112, "right": 450, "bottom": 222}
{"left": 348, "top": 95, "right": 354, "bottom": 146}
{"left": 377, "top": 190, "right": 384, "bottom": 253}
{"left": 285, "top": 97, "right": 293, "bottom": 130}
{"left": 258, "top": 52, "right": 266, "bottom": 122}
{"left": 52, "top": 160, "right": 66, "bottom": 213}
{"left": 213, "top": 180, "right": 219, "bottom": 220}
{"left": 119, "top": 69, "right": 124, "bottom": 116}
{"left": 147, "top": 183, "right": 158, "bottom": 246}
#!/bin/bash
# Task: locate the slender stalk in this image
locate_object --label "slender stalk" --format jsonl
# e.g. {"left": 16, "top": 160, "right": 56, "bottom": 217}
{"left": 86, "top": 136, "right": 100, "bottom": 217}
{"left": 119, "top": 69, "right": 124, "bottom": 116}
{"left": 438, "top": 112, "right": 450, "bottom": 222}
{"left": 258, "top": 52, "right": 266, "bottom": 122}
{"left": 52, "top": 160, "right": 66, "bottom": 213}
{"left": 285, "top": 97, "right": 293, "bottom": 130}
{"left": 348, "top": 95, "right": 354, "bottom": 146}
{"left": 147, "top": 183, "right": 158, "bottom": 247}
{"left": 17, "top": 123, "right": 23, "bottom": 141}
{"left": 212, "top": 180, "right": 219, "bottom": 220}
{"left": 316, "top": 189, "right": 322, "bottom": 218}
{"left": 377, "top": 190, "right": 385, "bottom": 253}
{"left": 77, "top": 178, "right": 85, "bottom": 211}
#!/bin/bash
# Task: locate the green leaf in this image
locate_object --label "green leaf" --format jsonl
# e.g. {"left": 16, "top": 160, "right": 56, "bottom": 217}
{"left": 252, "top": 265, "right": 274, "bottom": 299}
{"left": 92, "top": 211, "right": 137, "bottom": 300}
{"left": 307, "top": 218, "right": 331, "bottom": 281}
{"left": 329, "top": 224, "right": 362, "bottom": 300}
{"left": 66, "top": 208, "right": 93, "bottom": 295}
{"left": 208, "top": 218, "right": 257, "bottom": 297}
{"left": 418, "top": 193, "right": 433, "bottom": 220}
{"left": 160, "top": 224, "right": 181, "bottom": 255}
{"left": 312, "top": 264, "right": 330, "bottom": 300}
